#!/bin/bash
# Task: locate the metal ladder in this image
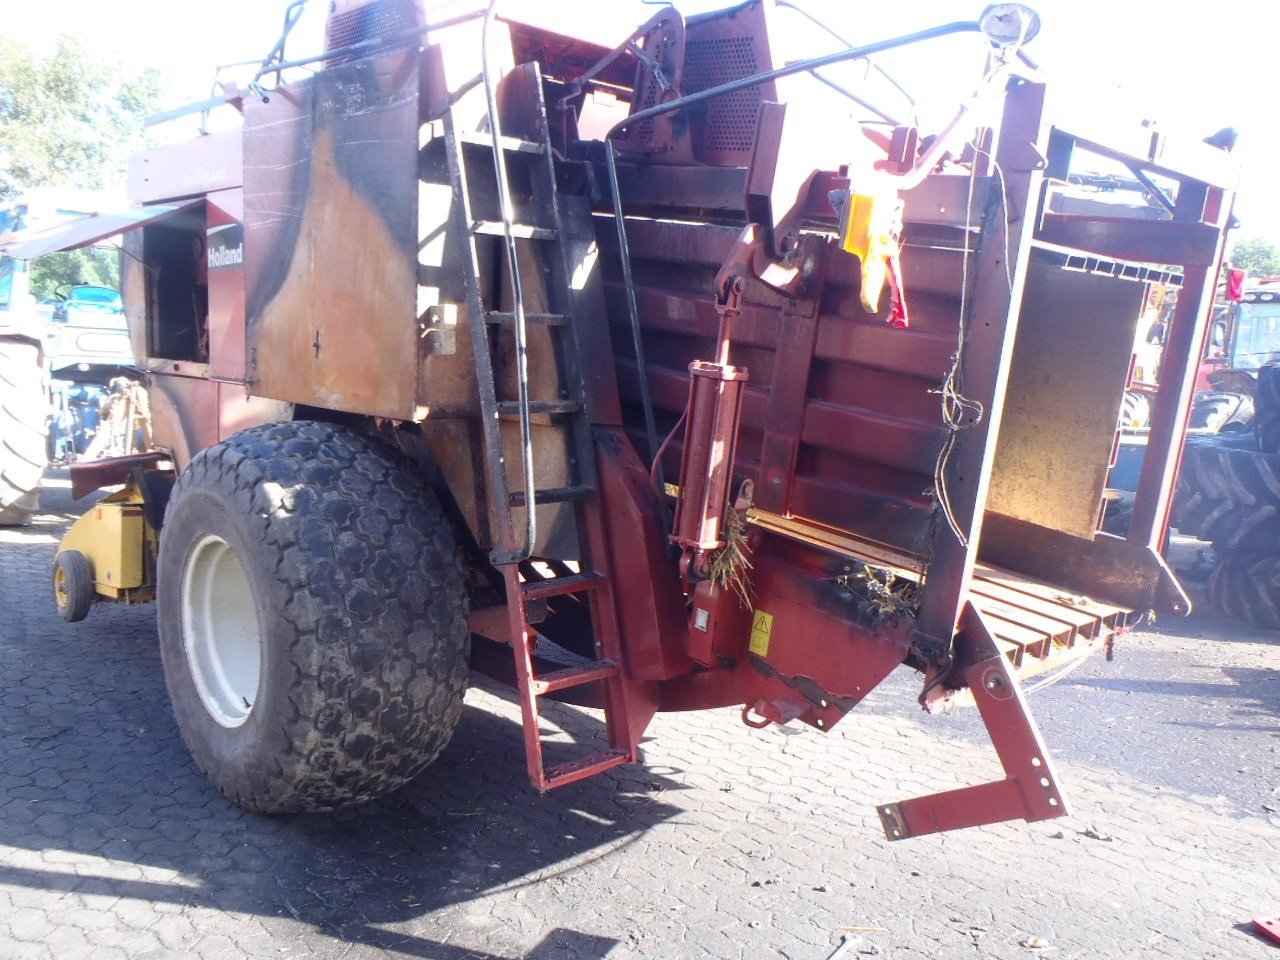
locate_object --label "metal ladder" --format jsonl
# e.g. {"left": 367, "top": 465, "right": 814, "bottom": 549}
{"left": 441, "top": 63, "right": 634, "bottom": 790}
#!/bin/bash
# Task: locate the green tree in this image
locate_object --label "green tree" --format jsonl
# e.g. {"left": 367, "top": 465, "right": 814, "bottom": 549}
{"left": 1229, "top": 236, "right": 1280, "bottom": 277}
{"left": 30, "top": 246, "right": 120, "bottom": 299}
{"left": 0, "top": 35, "right": 160, "bottom": 299}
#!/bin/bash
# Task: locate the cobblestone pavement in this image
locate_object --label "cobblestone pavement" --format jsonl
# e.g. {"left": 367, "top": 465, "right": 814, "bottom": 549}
{"left": 1, "top": 473, "right": 1277, "bottom": 959}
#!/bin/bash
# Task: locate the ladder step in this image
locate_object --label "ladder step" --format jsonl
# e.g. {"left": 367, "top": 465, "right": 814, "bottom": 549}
{"left": 509, "top": 485, "right": 592, "bottom": 507}
{"left": 457, "top": 129, "right": 547, "bottom": 154}
{"left": 521, "top": 571, "right": 603, "bottom": 601}
{"left": 530, "top": 661, "right": 619, "bottom": 696}
{"left": 545, "top": 750, "right": 630, "bottom": 789}
{"left": 485, "top": 311, "right": 569, "bottom": 327}
{"left": 497, "top": 399, "right": 580, "bottom": 416}
{"left": 472, "top": 220, "right": 557, "bottom": 241}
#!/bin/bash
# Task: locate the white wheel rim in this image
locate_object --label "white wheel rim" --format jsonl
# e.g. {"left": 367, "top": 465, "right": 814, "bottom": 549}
{"left": 181, "top": 534, "right": 263, "bottom": 728}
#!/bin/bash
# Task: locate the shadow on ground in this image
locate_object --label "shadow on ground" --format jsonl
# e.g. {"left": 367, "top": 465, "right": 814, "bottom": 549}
{"left": 0, "top": 474, "right": 679, "bottom": 958}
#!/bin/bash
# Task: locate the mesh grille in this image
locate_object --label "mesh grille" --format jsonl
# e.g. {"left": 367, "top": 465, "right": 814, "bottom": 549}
{"left": 633, "top": 25, "right": 672, "bottom": 146}
{"left": 681, "top": 36, "right": 759, "bottom": 154}
{"left": 325, "top": 0, "right": 421, "bottom": 66}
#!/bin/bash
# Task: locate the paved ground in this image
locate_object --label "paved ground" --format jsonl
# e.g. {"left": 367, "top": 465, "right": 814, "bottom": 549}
{"left": 1, "top": 472, "right": 1277, "bottom": 960}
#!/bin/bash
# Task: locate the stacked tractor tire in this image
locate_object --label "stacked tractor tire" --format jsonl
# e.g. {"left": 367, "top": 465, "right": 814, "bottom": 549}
{"left": 1173, "top": 362, "right": 1280, "bottom": 630}
{"left": 0, "top": 335, "right": 48, "bottom": 526}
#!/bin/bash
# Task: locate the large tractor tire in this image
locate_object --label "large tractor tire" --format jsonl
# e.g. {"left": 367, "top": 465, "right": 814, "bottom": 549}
{"left": 1207, "top": 551, "right": 1280, "bottom": 632}
{"left": 1188, "top": 391, "right": 1253, "bottom": 433}
{"left": 1172, "top": 434, "right": 1280, "bottom": 552}
{"left": 0, "top": 337, "right": 49, "bottom": 526}
{"left": 157, "top": 421, "right": 470, "bottom": 813}
{"left": 1255, "top": 362, "right": 1280, "bottom": 455}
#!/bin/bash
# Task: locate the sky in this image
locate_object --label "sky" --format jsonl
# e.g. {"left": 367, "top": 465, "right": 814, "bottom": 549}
{"left": 8, "top": 0, "right": 1278, "bottom": 243}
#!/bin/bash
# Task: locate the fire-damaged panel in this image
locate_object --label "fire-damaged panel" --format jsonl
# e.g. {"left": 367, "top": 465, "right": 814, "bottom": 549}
{"left": 243, "top": 55, "right": 421, "bottom": 419}
{"left": 987, "top": 259, "right": 1146, "bottom": 538}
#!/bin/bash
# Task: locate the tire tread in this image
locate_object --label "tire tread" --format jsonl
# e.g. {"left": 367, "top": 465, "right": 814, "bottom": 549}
{"left": 160, "top": 421, "right": 470, "bottom": 813}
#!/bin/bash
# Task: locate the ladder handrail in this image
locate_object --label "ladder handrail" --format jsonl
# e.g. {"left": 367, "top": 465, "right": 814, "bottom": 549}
{"left": 481, "top": 3, "right": 537, "bottom": 561}
{"left": 442, "top": 115, "right": 518, "bottom": 557}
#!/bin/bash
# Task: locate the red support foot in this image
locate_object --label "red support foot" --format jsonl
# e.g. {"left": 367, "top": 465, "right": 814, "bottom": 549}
{"left": 877, "top": 603, "right": 1070, "bottom": 840}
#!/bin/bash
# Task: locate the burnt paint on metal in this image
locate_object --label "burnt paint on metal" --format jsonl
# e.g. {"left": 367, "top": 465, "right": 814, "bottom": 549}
{"left": 244, "top": 53, "right": 421, "bottom": 419}
{"left": 148, "top": 373, "right": 290, "bottom": 472}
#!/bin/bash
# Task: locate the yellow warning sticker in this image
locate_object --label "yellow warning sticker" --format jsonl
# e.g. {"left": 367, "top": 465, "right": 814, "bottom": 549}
{"left": 748, "top": 610, "right": 774, "bottom": 657}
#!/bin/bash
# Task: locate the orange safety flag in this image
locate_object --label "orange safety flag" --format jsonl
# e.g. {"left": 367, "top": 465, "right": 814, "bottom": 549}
{"left": 840, "top": 181, "right": 910, "bottom": 327}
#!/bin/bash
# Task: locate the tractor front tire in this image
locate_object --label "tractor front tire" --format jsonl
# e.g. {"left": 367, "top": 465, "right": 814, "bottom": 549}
{"left": 0, "top": 337, "right": 49, "bottom": 526}
{"left": 156, "top": 421, "right": 470, "bottom": 813}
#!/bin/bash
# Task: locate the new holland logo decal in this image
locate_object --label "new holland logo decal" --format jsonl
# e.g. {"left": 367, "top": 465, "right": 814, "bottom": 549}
{"left": 207, "top": 222, "right": 244, "bottom": 271}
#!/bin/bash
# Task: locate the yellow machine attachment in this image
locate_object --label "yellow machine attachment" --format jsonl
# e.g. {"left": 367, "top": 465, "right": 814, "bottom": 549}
{"left": 53, "top": 465, "right": 167, "bottom": 622}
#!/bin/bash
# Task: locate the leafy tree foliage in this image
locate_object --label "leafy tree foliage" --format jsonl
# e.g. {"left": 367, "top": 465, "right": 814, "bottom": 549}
{"left": 1230, "top": 236, "right": 1280, "bottom": 278}
{"left": 31, "top": 246, "right": 120, "bottom": 301}
{"left": 0, "top": 35, "right": 160, "bottom": 299}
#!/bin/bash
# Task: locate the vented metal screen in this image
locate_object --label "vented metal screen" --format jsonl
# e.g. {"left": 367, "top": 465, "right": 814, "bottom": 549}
{"left": 681, "top": 37, "right": 760, "bottom": 155}
{"left": 325, "top": 0, "right": 422, "bottom": 66}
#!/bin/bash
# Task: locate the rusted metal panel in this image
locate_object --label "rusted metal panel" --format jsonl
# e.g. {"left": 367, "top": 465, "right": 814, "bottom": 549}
{"left": 217, "top": 384, "right": 292, "bottom": 444}
{"left": 987, "top": 259, "right": 1146, "bottom": 538}
{"left": 414, "top": 128, "right": 484, "bottom": 419}
{"left": 69, "top": 453, "right": 168, "bottom": 501}
{"left": 244, "top": 55, "right": 421, "bottom": 419}
{"left": 148, "top": 373, "right": 219, "bottom": 471}
{"left": 979, "top": 511, "right": 1188, "bottom": 614}
{"left": 420, "top": 418, "right": 489, "bottom": 542}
